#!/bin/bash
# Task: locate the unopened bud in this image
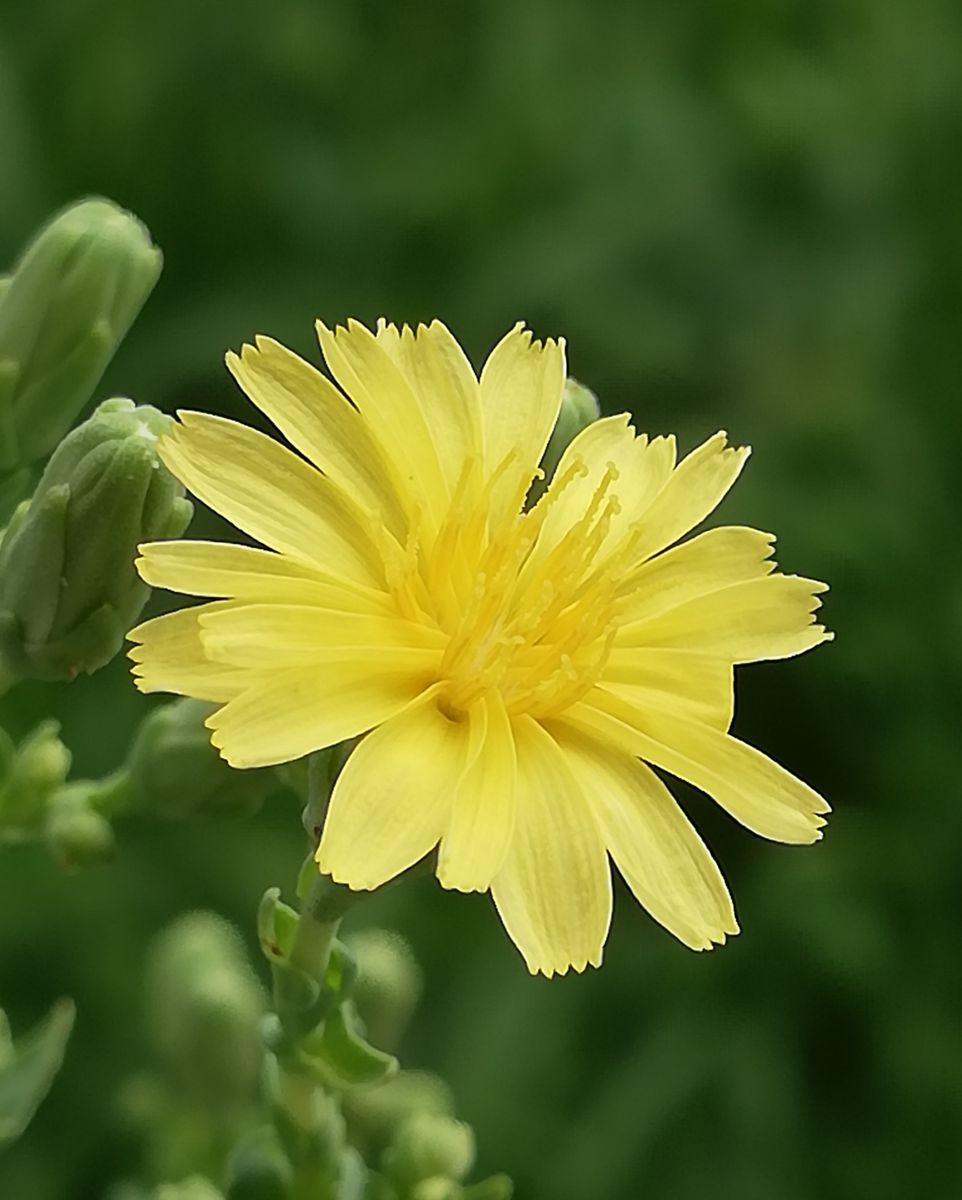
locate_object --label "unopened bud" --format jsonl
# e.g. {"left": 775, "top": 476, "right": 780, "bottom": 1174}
{"left": 0, "top": 397, "right": 192, "bottom": 681}
{"left": 383, "top": 1114, "right": 475, "bottom": 1190}
{"left": 152, "top": 1178, "right": 223, "bottom": 1200}
{"left": 126, "top": 699, "right": 275, "bottom": 820}
{"left": 145, "top": 913, "right": 265, "bottom": 1106}
{"left": 0, "top": 721, "right": 70, "bottom": 840}
{"left": 224, "top": 1126, "right": 293, "bottom": 1200}
{"left": 539, "top": 377, "right": 601, "bottom": 489}
{"left": 344, "top": 1071, "right": 454, "bottom": 1159}
{"left": 348, "top": 929, "right": 422, "bottom": 1053}
{"left": 0, "top": 197, "right": 161, "bottom": 513}
{"left": 45, "top": 782, "right": 115, "bottom": 868}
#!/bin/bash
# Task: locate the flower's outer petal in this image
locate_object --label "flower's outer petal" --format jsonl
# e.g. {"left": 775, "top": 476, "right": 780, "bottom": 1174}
{"left": 616, "top": 526, "right": 777, "bottom": 621}
{"left": 617, "top": 575, "right": 832, "bottom": 662}
{"left": 437, "top": 690, "right": 517, "bottom": 893}
{"left": 376, "top": 320, "right": 484, "bottom": 498}
{"left": 572, "top": 692, "right": 829, "bottom": 844}
{"left": 491, "top": 715, "right": 611, "bottom": 977}
{"left": 599, "top": 648, "right": 734, "bottom": 730}
{"left": 226, "top": 337, "right": 410, "bottom": 538}
{"left": 629, "top": 432, "right": 751, "bottom": 565}
{"left": 136, "top": 541, "right": 395, "bottom": 614}
{"left": 198, "top": 603, "right": 445, "bottom": 668}
{"left": 317, "top": 688, "right": 468, "bottom": 889}
{"left": 128, "top": 602, "right": 254, "bottom": 702}
{"left": 528, "top": 415, "right": 675, "bottom": 569}
{"left": 159, "top": 412, "right": 385, "bottom": 588}
{"left": 479, "top": 324, "right": 566, "bottom": 522}
{"left": 206, "top": 665, "right": 435, "bottom": 769}
{"left": 316, "top": 319, "right": 449, "bottom": 523}
{"left": 548, "top": 719, "right": 738, "bottom": 950}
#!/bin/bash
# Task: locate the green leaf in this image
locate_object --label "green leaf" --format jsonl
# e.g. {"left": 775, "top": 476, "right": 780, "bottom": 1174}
{"left": 0, "top": 998, "right": 75, "bottom": 1146}
{"left": 303, "top": 1002, "right": 397, "bottom": 1090}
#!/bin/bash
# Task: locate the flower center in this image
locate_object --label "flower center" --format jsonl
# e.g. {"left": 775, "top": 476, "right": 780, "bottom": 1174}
{"left": 430, "top": 454, "right": 621, "bottom": 719}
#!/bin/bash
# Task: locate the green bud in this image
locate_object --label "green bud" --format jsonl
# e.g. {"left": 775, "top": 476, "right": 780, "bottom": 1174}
{"left": 347, "top": 929, "right": 422, "bottom": 1053}
{"left": 224, "top": 1126, "right": 293, "bottom": 1200}
{"left": 0, "top": 397, "right": 192, "bottom": 681}
{"left": 344, "top": 1071, "right": 454, "bottom": 1160}
{"left": 383, "top": 1115, "right": 475, "bottom": 1190}
{"left": 0, "top": 197, "right": 162, "bottom": 507}
{"left": 145, "top": 913, "right": 266, "bottom": 1106}
{"left": 45, "top": 782, "right": 116, "bottom": 869}
{"left": 152, "top": 1178, "right": 223, "bottom": 1200}
{"left": 531, "top": 376, "right": 601, "bottom": 503}
{"left": 410, "top": 1180, "right": 463, "bottom": 1200}
{"left": 0, "top": 720, "right": 70, "bottom": 840}
{"left": 125, "top": 699, "right": 275, "bottom": 820}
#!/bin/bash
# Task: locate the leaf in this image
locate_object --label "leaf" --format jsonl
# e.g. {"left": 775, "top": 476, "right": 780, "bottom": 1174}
{"left": 302, "top": 1001, "right": 397, "bottom": 1090}
{"left": 0, "top": 998, "right": 75, "bottom": 1146}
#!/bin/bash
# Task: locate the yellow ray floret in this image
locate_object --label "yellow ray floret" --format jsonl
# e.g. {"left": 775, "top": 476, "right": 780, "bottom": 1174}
{"left": 129, "top": 318, "right": 833, "bottom": 977}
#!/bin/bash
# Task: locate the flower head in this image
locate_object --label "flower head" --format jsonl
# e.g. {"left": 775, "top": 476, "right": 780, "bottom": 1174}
{"left": 129, "top": 319, "right": 831, "bottom": 976}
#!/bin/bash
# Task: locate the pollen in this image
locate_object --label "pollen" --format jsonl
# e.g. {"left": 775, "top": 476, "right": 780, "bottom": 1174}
{"left": 436, "top": 454, "right": 621, "bottom": 718}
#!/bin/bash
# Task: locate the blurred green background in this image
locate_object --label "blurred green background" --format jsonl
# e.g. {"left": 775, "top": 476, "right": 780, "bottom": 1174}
{"left": 2, "top": 0, "right": 960, "bottom": 1196}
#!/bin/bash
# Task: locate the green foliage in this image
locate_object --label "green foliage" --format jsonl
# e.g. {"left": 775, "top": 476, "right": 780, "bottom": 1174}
{"left": 0, "top": 1, "right": 959, "bottom": 1198}
{"left": 0, "top": 1000, "right": 74, "bottom": 1146}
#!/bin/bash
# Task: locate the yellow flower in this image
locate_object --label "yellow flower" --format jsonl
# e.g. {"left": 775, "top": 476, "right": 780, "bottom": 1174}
{"left": 129, "top": 320, "right": 832, "bottom": 976}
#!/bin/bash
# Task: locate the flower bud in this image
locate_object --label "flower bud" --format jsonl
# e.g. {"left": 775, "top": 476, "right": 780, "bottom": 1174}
{"left": 0, "top": 397, "right": 192, "bottom": 681}
{"left": 0, "top": 720, "right": 70, "bottom": 840}
{"left": 45, "top": 781, "right": 116, "bottom": 869}
{"left": 410, "top": 1181, "right": 463, "bottom": 1200}
{"left": 347, "top": 929, "right": 422, "bottom": 1053}
{"left": 145, "top": 913, "right": 265, "bottom": 1107}
{"left": 383, "top": 1114, "right": 475, "bottom": 1190}
{"left": 344, "top": 1071, "right": 454, "bottom": 1160}
{"left": 0, "top": 197, "right": 161, "bottom": 512}
{"left": 152, "top": 1179, "right": 223, "bottom": 1200}
{"left": 125, "top": 699, "right": 275, "bottom": 820}
{"left": 224, "top": 1126, "right": 293, "bottom": 1200}
{"left": 543, "top": 378, "right": 600, "bottom": 481}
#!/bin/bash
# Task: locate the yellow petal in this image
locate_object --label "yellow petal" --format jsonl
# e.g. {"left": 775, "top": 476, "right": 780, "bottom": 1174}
{"left": 629, "top": 432, "right": 751, "bottom": 564}
{"left": 617, "top": 526, "right": 777, "bottom": 622}
{"left": 617, "top": 575, "right": 832, "bottom": 663}
{"left": 198, "top": 603, "right": 444, "bottom": 668}
{"left": 206, "top": 663, "right": 434, "bottom": 769}
{"left": 136, "top": 540, "right": 394, "bottom": 614}
{"left": 317, "top": 688, "right": 467, "bottom": 889}
{"left": 159, "top": 412, "right": 385, "bottom": 588}
{"left": 548, "top": 719, "right": 738, "bottom": 950}
{"left": 599, "top": 647, "right": 734, "bottom": 730}
{"left": 437, "top": 690, "right": 517, "bottom": 893}
{"left": 479, "top": 324, "right": 566, "bottom": 522}
{"left": 573, "top": 692, "right": 829, "bottom": 844}
{"left": 376, "top": 320, "right": 483, "bottom": 498}
{"left": 128, "top": 603, "right": 254, "bottom": 702}
{"left": 226, "top": 337, "right": 410, "bottom": 538}
{"left": 491, "top": 715, "right": 611, "bottom": 977}
{"left": 528, "top": 415, "right": 674, "bottom": 569}
{"left": 316, "top": 319, "right": 449, "bottom": 523}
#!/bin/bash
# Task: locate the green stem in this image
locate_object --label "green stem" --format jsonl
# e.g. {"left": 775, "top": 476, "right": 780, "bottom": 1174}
{"left": 269, "top": 755, "right": 362, "bottom": 1167}
{"left": 85, "top": 768, "right": 137, "bottom": 819}
{"left": 286, "top": 873, "right": 354, "bottom": 985}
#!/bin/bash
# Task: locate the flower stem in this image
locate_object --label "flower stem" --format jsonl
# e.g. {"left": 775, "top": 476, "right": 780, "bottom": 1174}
{"left": 286, "top": 873, "right": 354, "bottom": 987}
